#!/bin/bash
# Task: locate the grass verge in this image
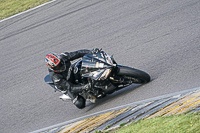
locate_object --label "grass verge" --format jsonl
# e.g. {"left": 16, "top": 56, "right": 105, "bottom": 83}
{"left": 0, "top": 0, "right": 51, "bottom": 20}
{"left": 113, "top": 112, "right": 200, "bottom": 133}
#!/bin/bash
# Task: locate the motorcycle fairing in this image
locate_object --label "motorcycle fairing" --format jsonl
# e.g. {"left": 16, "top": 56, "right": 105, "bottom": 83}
{"left": 81, "top": 51, "right": 113, "bottom": 80}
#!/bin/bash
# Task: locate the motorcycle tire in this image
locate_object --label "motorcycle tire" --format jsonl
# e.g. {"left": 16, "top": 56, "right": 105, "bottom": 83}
{"left": 117, "top": 65, "right": 151, "bottom": 84}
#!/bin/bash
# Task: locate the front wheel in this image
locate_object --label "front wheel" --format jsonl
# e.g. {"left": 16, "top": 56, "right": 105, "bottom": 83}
{"left": 116, "top": 65, "right": 151, "bottom": 84}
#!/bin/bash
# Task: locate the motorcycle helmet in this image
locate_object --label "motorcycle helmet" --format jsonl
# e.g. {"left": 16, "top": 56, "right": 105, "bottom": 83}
{"left": 45, "top": 53, "right": 66, "bottom": 72}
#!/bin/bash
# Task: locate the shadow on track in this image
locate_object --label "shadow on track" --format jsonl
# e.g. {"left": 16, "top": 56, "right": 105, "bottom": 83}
{"left": 85, "top": 84, "right": 143, "bottom": 111}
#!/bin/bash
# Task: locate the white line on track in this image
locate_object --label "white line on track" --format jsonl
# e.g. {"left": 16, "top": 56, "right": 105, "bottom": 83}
{"left": 0, "top": 0, "right": 57, "bottom": 23}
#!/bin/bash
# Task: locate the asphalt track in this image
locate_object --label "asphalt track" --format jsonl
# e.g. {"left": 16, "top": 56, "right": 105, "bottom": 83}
{"left": 0, "top": 0, "right": 200, "bottom": 133}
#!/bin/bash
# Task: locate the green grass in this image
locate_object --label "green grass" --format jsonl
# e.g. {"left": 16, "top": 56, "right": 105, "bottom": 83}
{"left": 0, "top": 0, "right": 51, "bottom": 20}
{"left": 114, "top": 112, "right": 200, "bottom": 133}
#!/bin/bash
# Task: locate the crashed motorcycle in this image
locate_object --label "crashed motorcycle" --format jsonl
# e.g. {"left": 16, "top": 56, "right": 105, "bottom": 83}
{"left": 44, "top": 50, "right": 150, "bottom": 108}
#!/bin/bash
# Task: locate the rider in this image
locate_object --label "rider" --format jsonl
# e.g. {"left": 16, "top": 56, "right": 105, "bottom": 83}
{"left": 45, "top": 49, "right": 98, "bottom": 109}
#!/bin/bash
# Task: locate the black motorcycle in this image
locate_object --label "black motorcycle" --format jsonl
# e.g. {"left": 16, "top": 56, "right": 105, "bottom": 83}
{"left": 44, "top": 50, "right": 150, "bottom": 108}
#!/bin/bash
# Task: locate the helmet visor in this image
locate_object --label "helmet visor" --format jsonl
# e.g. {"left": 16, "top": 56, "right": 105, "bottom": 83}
{"left": 53, "top": 60, "right": 66, "bottom": 72}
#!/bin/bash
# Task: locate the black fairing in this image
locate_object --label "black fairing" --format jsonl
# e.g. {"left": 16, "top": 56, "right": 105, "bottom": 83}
{"left": 81, "top": 51, "right": 114, "bottom": 80}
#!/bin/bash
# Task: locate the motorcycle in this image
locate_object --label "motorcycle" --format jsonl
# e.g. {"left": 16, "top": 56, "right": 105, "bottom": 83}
{"left": 44, "top": 49, "right": 150, "bottom": 108}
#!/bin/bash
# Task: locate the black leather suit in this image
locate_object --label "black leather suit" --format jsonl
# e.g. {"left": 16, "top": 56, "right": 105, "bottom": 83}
{"left": 49, "top": 49, "right": 91, "bottom": 109}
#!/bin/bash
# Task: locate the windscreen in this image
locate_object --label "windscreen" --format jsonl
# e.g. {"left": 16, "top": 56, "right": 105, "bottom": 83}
{"left": 81, "top": 51, "right": 113, "bottom": 80}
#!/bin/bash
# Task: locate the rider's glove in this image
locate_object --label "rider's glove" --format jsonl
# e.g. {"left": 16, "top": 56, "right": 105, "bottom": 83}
{"left": 84, "top": 83, "right": 91, "bottom": 91}
{"left": 91, "top": 48, "right": 101, "bottom": 53}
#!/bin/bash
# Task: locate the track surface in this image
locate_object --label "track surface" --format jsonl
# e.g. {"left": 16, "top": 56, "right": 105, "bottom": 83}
{"left": 0, "top": 0, "right": 200, "bottom": 132}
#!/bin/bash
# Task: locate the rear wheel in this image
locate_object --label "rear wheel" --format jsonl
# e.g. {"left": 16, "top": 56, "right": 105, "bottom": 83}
{"left": 116, "top": 65, "right": 150, "bottom": 84}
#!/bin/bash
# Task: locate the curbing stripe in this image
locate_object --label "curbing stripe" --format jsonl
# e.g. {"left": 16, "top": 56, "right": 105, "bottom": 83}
{"left": 162, "top": 92, "right": 200, "bottom": 116}
{"left": 61, "top": 107, "right": 129, "bottom": 133}
{"left": 76, "top": 111, "right": 114, "bottom": 132}
{"left": 147, "top": 92, "right": 193, "bottom": 119}
{"left": 145, "top": 97, "right": 180, "bottom": 119}
{"left": 94, "top": 106, "right": 135, "bottom": 131}
{"left": 81, "top": 108, "right": 129, "bottom": 132}
{"left": 148, "top": 91, "right": 200, "bottom": 117}
{"left": 66, "top": 111, "right": 114, "bottom": 132}
{"left": 175, "top": 98, "right": 200, "bottom": 115}
{"left": 33, "top": 87, "right": 200, "bottom": 133}
{"left": 136, "top": 98, "right": 173, "bottom": 120}
{"left": 190, "top": 106, "right": 200, "bottom": 113}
